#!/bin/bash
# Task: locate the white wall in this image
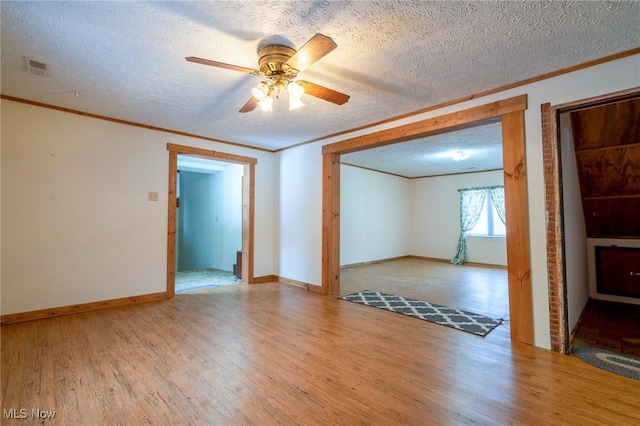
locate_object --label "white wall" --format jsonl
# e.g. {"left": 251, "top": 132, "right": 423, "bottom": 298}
{"left": 0, "top": 100, "right": 276, "bottom": 315}
{"left": 559, "top": 112, "right": 590, "bottom": 333}
{"left": 340, "top": 165, "right": 410, "bottom": 265}
{"left": 218, "top": 164, "right": 243, "bottom": 271}
{"left": 177, "top": 167, "right": 242, "bottom": 273}
{"left": 410, "top": 170, "right": 506, "bottom": 265}
{"left": 178, "top": 171, "right": 217, "bottom": 271}
{"left": 277, "top": 143, "right": 323, "bottom": 285}
{"left": 340, "top": 166, "right": 505, "bottom": 266}
{"left": 276, "top": 54, "right": 640, "bottom": 349}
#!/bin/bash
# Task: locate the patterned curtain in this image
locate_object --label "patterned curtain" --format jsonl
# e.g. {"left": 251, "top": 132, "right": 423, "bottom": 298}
{"left": 450, "top": 188, "right": 487, "bottom": 265}
{"left": 489, "top": 186, "right": 506, "bottom": 225}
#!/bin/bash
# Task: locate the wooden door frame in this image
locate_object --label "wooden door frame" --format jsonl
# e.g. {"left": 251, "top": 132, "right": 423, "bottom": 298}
{"left": 166, "top": 143, "right": 257, "bottom": 295}
{"left": 321, "top": 95, "right": 535, "bottom": 345}
{"left": 541, "top": 87, "right": 640, "bottom": 353}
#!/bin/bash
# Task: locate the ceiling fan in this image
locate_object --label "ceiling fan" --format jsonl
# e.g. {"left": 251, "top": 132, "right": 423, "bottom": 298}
{"left": 186, "top": 33, "right": 350, "bottom": 113}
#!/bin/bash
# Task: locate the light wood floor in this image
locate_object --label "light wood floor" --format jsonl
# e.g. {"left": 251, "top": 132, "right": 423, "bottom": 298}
{"left": 341, "top": 257, "right": 511, "bottom": 346}
{"left": 2, "top": 259, "right": 639, "bottom": 425}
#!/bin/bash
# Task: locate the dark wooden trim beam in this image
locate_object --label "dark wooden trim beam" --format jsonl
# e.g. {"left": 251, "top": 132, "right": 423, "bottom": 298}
{"left": 322, "top": 95, "right": 526, "bottom": 155}
{"left": 166, "top": 143, "right": 258, "bottom": 165}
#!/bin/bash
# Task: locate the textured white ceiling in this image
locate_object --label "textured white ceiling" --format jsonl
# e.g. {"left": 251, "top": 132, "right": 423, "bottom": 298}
{"left": 342, "top": 121, "right": 503, "bottom": 178}
{"left": 2, "top": 1, "right": 639, "bottom": 174}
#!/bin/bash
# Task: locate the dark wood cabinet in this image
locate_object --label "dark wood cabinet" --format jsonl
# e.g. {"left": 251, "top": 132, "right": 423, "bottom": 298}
{"left": 233, "top": 251, "right": 242, "bottom": 280}
{"left": 595, "top": 245, "right": 640, "bottom": 298}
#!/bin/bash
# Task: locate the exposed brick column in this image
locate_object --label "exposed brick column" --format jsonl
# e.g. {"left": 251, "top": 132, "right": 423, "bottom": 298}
{"left": 541, "top": 102, "right": 566, "bottom": 353}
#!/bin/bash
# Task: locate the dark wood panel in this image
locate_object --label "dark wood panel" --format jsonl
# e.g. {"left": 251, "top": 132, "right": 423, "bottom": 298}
{"left": 571, "top": 97, "right": 640, "bottom": 239}
{"left": 596, "top": 246, "right": 640, "bottom": 298}
{"left": 571, "top": 298, "right": 640, "bottom": 357}
{"left": 570, "top": 98, "right": 640, "bottom": 150}
{"left": 583, "top": 198, "right": 640, "bottom": 237}
{"left": 576, "top": 145, "right": 640, "bottom": 197}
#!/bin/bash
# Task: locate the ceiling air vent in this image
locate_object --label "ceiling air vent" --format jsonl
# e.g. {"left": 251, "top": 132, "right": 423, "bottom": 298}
{"left": 24, "top": 57, "right": 51, "bottom": 77}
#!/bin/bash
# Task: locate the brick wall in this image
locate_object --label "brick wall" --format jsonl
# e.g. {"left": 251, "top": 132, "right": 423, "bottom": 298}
{"left": 541, "top": 102, "right": 566, "bottom": 353}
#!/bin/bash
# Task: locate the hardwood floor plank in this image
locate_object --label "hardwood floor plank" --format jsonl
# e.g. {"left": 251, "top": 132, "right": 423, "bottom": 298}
{"left": 2, "top": 266, "right": 639, "bottom": 425}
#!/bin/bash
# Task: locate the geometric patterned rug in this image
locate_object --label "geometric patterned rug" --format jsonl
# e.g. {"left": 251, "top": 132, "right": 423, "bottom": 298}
{"left": 341, "top": 289, "right": 503, "bottom": 337}
{"left": 573, "top": 346, "right": 640, "bottom": 381}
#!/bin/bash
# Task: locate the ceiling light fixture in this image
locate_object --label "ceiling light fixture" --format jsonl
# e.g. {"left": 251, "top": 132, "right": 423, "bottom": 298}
{"left": 250, "top": 81, "right": 274, "bottom": 112}
{"left": 287, "top": 81, "right": 305, "bottom": 110}
{"left": 250, "top": 78, "right": 305, "bottom": 112}
{"left": 449, "top": 150, "right": 470, "bottom": 161}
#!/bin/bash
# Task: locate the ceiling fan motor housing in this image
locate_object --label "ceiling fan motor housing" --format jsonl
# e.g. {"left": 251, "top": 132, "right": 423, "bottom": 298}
{"left": 258, "top": 45, "right": 297, "bottom": 76}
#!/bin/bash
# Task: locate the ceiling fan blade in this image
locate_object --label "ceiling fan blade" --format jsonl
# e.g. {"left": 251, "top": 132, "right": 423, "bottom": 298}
{"left": 285, "top": 34, "right": 337, "bottom": 73}
{"left": 297, "top": 81, "right": 350, "bottom": 105}
{"left": 186, "top": 57, "right": 260, "bottom": 75}
{"left": 239, "top": 97, "right": 259, "bottom": 113}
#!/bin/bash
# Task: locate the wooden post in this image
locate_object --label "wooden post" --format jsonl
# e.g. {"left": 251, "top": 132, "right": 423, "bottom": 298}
{"left": 501, "top": 110, "right": 534, "bottom": 345}
{"left": 322, "top": 153, "right": 341, "bottom": 295}
{"left": 243, "top": 163, "right": 255, "bottom": 283}
{"left": 167, "top": 150, "right": 178, "bottom": 297}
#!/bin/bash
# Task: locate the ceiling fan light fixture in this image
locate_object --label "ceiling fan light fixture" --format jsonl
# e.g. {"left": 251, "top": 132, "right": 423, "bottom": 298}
{"left": 257, "top": 96, "right": 274, "bottom": 112}
{"left": 187, "top": 33, "right": 349, "bottom": 113}
{"left": 288, "top": 96, "right": 305, "bottom": 111}
{"left": 251, "top": 81, "right": 270, "bottom": 101}
{"left": 287, "top": 81, "right": 305, "bottom": 110}
{"left": 251, "top": 81, "right": 274, "bottom": 111}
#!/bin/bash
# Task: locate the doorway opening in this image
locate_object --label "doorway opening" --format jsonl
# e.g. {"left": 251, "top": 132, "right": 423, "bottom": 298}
{"left": 174, "top": 155, "right": 243, "bottom": 292}
{"left": 338, "top": 121, "right": 509, "bottom": 341}
{"left": 322, "top": 95, "right": 534, "bottom": 345}
{"left": 542, "top": 88, "right": 640, "bottom": 354}
{"left": 166, "top": 143, "right": 257, "bottom": 296}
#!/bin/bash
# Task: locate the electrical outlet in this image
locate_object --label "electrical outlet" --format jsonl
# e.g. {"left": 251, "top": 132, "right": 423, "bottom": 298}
{"left": 148, "top": 192, "right": 159, "bottom": 201}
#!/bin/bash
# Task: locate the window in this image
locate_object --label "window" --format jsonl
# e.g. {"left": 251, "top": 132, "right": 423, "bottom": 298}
{"left": 468, "top": 196, "right": 506, "bottom": 237}
{"left": 451, "top": 185, "right": 506, "bottom": 264}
